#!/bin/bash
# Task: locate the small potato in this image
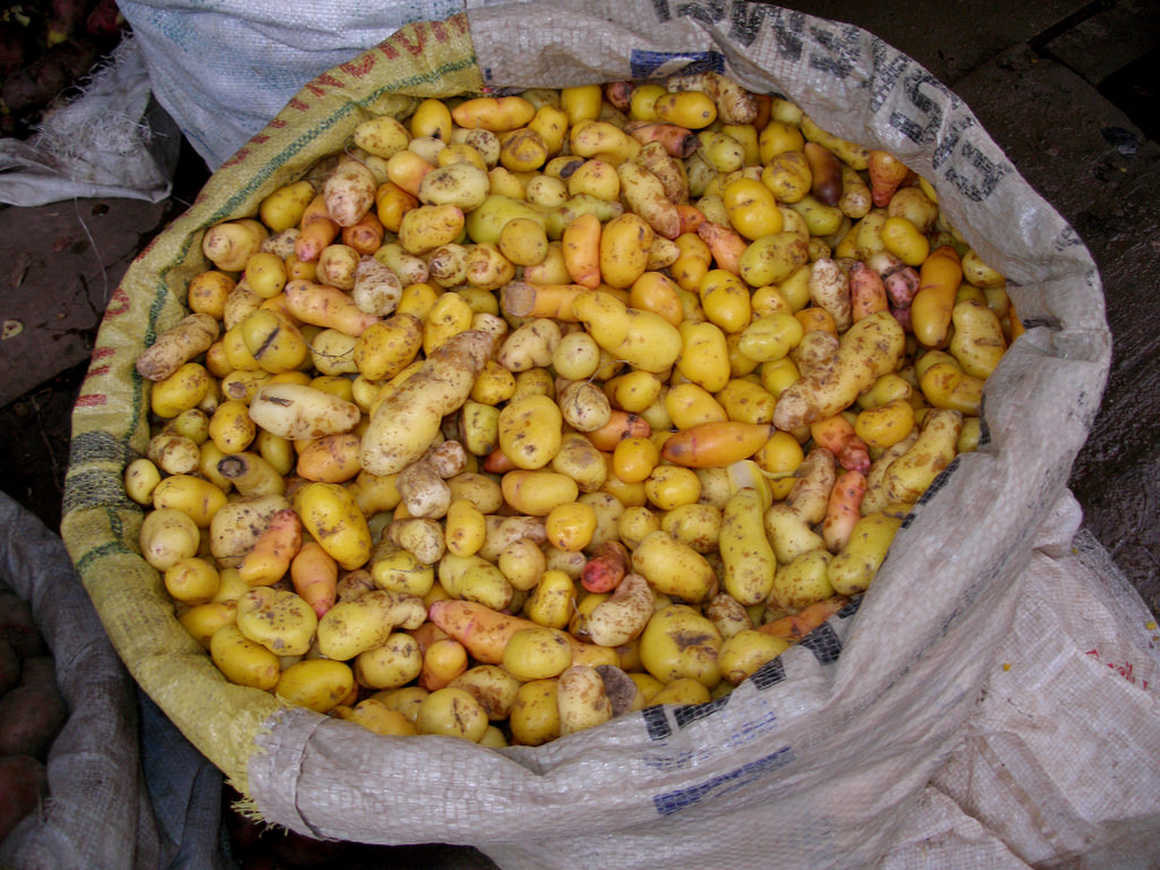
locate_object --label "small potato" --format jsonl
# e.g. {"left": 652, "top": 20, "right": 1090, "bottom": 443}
{"left": 883, "top": 408, "right": 963, "bottom": 505}
{"left": 705, "top": 593, "right": 753, "bottom": 639}
{"left": 551, "top": 432, "right": 608, "bottom": 493}
{"left": 509, "top": 678, "right": 560, "bottom": 746}
{"left": 829, "top": 512, "right": 903, "bottom": 596}
{"left": 148, "top": 432, "right": 201, "bottom": 475}
{"left": 631, "top": 530, "right": 715, "bottom": 602}
{"left": 354, "top": 115, "right": 411, "bottom": 158}
{"left": 276, "top": 659, "right": 355, "bottom": 713}
{"left": 497, "top": 538, "right": 547, "bottom": 592}
{"left": 124, "top": 457, "right": 162, "bottom": 505}
{"left": 417, "top": 687, "right": 490, "bottom": 742}
{"left": 208, "top": 494, "right": 289, "bottom": 568}
{"left": 717, "top": 630, "right": 790, "bottom": 685}
{"left": 949, "top": 299, "right": 1007, "bottom": 379}
{"left": 770, "top": 549, "right": 834, "bottom": 610}
{"left": 139, "top": 507, "right": 199, "bottom": 571}
{"left": 661, "top": 503, "right": 722, "bottom": 554}
{"left": 210, "top": 624, "right": 280, "bottom": 690}
{"left": 452, "top": 96, "right": 536, "bottom": 132}
{"left": 719, "top": 489, "right": 777, "bottom": 605}
{"left": 523, "top": 569, "right": 576, "bottom": 630}
{"left": 677, "top": 321, "right": 731, "bottom": 393}
{"left": 399, "top": 204, "right": 465, "bottom": 255}
{"left": 294, "top": 482, "right": 372, "bottom": 570}
{"left": 163, "top": 557, "right": 220, "bottom": 604}
{"left": 854, "top": 398, "right": 915, "bottom": 450}
{"left": 371, "top": 544, "right": 436, "bottom": 597}
{"left": 336, "top": 698, "right": 419, "bottom": 736}
{"left": 152, "top": 474, "right": 227, "bottom": 528}
{"left": 236, "top": 587, "right": 318, "bottom": 656}
{"left": 418, "top": 162, "right": 490, "bottom": 211}
{"left": 644, "top": 465, "right": 702, "bottom": 512}
{"left": 151, "top": 362, "right": 212, "bottom": 419}
{"left": 498, "top": 217, "right": 550, "bottom": 266}
{"left": 503, "top": 627, "right": 573, "bottom": 681}
{"left": 498, "top": 394, "right": 563, "bottom": 470}
{"left": 586, "top": 573, "right": 653, "bottom": 647}
{"left": 316, "top": 590, "right": 426, "bottom": 660}
{"left": 558, "top": 381, "right": 611, "bottom": 433}
{"left": 178, "top": 601, "right": 237, "bottom": 648}
{"left": 248, "top": 383, "right": 360, "bottom": 441}
{"left": 355, "top": 632, "right": 423, "bottom": 689}
{"left": 557, "top": 665, "right": 613, "bottom": 736}
{"left": 639, "top": 605, "right": 722, "bottom": 688}
{"left": 449, "top": 665, "right": 521, "bottom": 720}
{"left": 501, "top": 470, "right": 579, "bottom": 517}
{"left": 354, "top": 313, "right": 423, "bottom": 382}
{"left": 551, "top": 332, "right": 601, "bottom": 380}
{"left": 498, "top": 318, "right": 561, "bottom": 373}
{"left": 545, "top": 502, "right": 597, "bottom": 552}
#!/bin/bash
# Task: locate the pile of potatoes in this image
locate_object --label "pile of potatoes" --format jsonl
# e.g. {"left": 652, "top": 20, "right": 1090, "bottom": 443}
{"left": 126, "top": 74, "right": 1017, "bottom": 747}
{"left": 0, "top": 587, "right": 66, "bottom": 842}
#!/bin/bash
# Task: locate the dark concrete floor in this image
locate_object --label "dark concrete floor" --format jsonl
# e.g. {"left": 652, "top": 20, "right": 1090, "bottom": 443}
{"left": 0, "top": 1, "right": 1156, "bottom": 865}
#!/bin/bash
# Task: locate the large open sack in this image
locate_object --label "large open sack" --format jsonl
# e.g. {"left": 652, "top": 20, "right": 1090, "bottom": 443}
{"left": 61, "top": 2, "right": 1154, "bottom": 867}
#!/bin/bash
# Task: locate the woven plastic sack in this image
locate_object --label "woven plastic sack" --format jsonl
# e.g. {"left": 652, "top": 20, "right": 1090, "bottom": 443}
{"left": 60, "top": 2, "right": 1133, "bottom": 867}
{"left": 0, "top": 491, "right": 160, "bottom": 869}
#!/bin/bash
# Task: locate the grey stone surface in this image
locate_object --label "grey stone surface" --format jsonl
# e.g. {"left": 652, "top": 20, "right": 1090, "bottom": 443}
{"left": 775, "top": 0, "right": 1092, "bottom": 82}
{"left": 1040, "top": 0, "right": 1160, "bottom": 84}
{"left": 0, "top": 198, "right": 169, "bottom": 407}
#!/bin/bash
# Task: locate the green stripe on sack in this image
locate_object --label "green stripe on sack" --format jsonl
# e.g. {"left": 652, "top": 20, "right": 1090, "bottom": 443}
{"left": 75, "top": 538, "right": 135, "bottom": 576}
{"left": 62, "top": 470, "right": 137, "bottom": 515}
{"left": 68, "top": 430, "right": 136, "bottom": 466}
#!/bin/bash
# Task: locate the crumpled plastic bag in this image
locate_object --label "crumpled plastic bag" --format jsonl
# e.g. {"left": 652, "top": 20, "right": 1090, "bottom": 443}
{"left": 0, "top": 36, "right": 180, "bottom": 208}
{"left": 116, "top": 0, "right": 472, "bottom": 168}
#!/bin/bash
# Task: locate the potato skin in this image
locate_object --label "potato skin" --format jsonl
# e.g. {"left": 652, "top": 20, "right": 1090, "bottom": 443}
{"left": 361, "top": 329, "right": 497, "bottom": 475}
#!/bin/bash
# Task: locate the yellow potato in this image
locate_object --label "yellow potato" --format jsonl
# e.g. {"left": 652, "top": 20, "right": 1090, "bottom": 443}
{"left": 276, "top": 660, "right": 355, "bottom": 713}
{"left": 509, "top": 678, "right": 560, "bottom": 746}
{"left": 502, "top": 626, "right": 573, "bottom": 681}
{"left": 501, "top": 470, "right": 578, "bottom": 516}
{"left": 829, "top": 512, "right": 903, "bottom": 596}
{"left": 497, "top": 394, "right": 563, "bottom": 470}
{"left": 178, "top": 601, "right": 236, "bottom": 648}
{"left": 771, "top": 549, "right": 835, "bottom": 610}
{"left": 448, "top": 665, "right": 521, "bottom": 720}
{"left": 354, "top": 632, "right": 423, "bottom": 689}
{"left": 371, "top": 544, "right": 435, "bottom": 597}
{"left": 639, "top": 605, "right": 722, "bottom": 688}
{"left": 416, "top": 687, "right": 490, "bottom": 741}
{"left": 139, "top": 507, "right": 200, "bottom": 571}
{"left": 163, "top": 557, "right": 221, "bottom": 605}
{"left": 557, "top": 665, "right": 613, "bottom": 736}
{"left": 523, "top": 569, "right": 576, "bottom": 630}
{"left": 209, "top": 624, "right": 280, "bottom": 691}
{"left": 235, "top": 587, "right": 318, "bottom": 656}
{"left": 293, "top": 482, "right": 372, "bottom": 570}
{"left": 316, "top": 590, "right": 426, "bottom": 661}
{"left": 398, "top": 204, "right": 465, "bottom": 255}
{"left": 718, "top": 630, "right": 790, "bottom": 686}
{"left": 631, "top": 530, "right": 714, "bottom": 602}
{"left": 883, "top": 408, "right": 964, "bottom": 505}
{"left": 719, "top": 489, "right": 777, "bottom": 605}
